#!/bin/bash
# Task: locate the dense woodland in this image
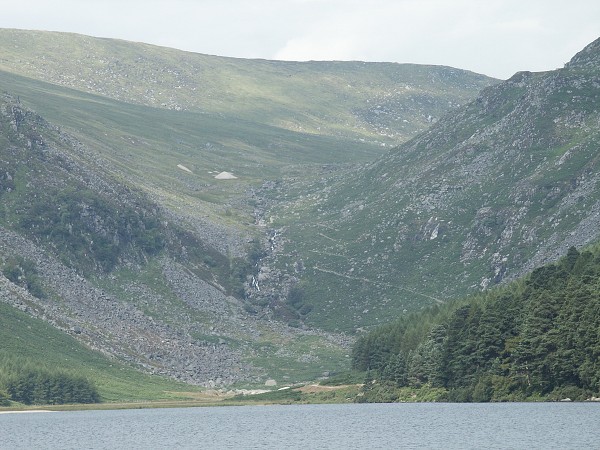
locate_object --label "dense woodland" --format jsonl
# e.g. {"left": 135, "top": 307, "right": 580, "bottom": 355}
{"left": 352, "top": 246, "right": 600, "bottom": 402}
{"left": 0, "top": 355, "right": 99, "bottom": 405}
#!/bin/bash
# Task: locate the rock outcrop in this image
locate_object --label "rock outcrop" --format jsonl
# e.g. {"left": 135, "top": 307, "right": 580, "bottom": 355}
{"left": 255, "top": 37, "right": 600, "bottom": 330}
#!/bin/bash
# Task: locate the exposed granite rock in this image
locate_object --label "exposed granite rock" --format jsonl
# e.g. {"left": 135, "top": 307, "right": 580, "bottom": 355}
{"left": 254, "top": 37, "right": 600, "bottom": 330}
{"left": 0, "top": 226, "right": 255, "bottom": 385}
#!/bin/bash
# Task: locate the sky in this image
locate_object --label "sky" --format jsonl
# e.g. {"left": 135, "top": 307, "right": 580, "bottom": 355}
{"left": 1, "top": 0, "right": 599, "bottom": 79}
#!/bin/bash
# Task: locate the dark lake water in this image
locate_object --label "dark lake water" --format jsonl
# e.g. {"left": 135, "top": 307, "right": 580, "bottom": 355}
{"left": 1, "top": 402, "right": 598, "bottom": 449}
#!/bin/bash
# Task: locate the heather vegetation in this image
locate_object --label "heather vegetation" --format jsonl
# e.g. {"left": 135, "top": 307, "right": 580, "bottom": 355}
{"left": 2, "top": 256, "right": 45, "bottom": 298}
{"left": 17, "top": 187, "right": 164, "bottom": 272}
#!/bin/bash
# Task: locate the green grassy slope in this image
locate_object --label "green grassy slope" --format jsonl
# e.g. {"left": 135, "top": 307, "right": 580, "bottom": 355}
{"left": 0, "top": 69, "right": 380, "bottom": 235}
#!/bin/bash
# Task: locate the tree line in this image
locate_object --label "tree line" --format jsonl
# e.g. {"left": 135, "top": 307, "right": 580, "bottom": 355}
{"left": 352, "top": 246, "right": 600, "bottom": 402}
{"left": 0, "top": 355, "right": 99, "bottom": 405}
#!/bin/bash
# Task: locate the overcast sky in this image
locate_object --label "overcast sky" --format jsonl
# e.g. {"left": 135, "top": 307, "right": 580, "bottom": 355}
{"left": 1, "top": 0, "right": 599, "bottom": 79}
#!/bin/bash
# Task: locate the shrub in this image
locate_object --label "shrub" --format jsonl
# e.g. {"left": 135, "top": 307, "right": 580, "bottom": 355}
{"left": 2, "top": 256, "right": 45, "bottom": 299}
{"left": 0, "top": 389, "right": 10, "bottom": 406}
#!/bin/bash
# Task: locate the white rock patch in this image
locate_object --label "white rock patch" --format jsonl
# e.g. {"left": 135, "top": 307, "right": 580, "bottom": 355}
{"left": 215, "top": 171, "right": 237, "bottom": 180}
{"left": 177, "top": 164, "right": 193, "bottom": 173}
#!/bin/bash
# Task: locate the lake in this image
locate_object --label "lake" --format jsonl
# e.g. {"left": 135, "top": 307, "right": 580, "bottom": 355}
{"left": 1, "top": 402, "right": 598, "bottom": 449}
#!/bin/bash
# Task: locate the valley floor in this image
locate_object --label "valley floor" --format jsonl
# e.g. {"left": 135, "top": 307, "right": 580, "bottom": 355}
{"left": 0, "top": 383, "right": 360, "bottom": 412}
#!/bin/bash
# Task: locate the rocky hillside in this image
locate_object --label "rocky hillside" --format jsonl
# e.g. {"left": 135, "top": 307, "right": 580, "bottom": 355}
{"left": 256, "top": 37, "right": 600, "bottom": 332}
{"left": 0, "top": 29, "right": 496, "bottom": 273}
{"left": 0, "top": 95, "right": 351, "bottom": 387}
{"left": 0, "top": 29, "right": 500, "bottom": 387}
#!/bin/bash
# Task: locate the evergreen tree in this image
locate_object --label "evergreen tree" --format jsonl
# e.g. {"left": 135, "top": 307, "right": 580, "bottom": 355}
{"left": 351, "top": 244, "right": 600, "bottom": 401}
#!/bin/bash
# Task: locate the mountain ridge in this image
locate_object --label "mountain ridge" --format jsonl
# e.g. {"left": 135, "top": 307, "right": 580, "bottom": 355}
{"left": 565, "top": 36, "right": 600, "bottom": 69}
{"left": 0, "top": 28, "right": 497, "bottom": 145}
{"left": 256, "top": 36, "right": 600, "bottom": 331}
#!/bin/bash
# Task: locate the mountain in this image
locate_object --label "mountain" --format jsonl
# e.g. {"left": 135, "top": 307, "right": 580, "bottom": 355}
{"left": 0, "top": 29, "right": 496, "bottom": 390}
{"left": 0, "top": 29, "right": 495, "bottom": 145}
{"left": 0, "top": 29, "right": 496, "bottom": 266}
{"left": 257, "top": 37, "right": 600, "bottom": 332}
